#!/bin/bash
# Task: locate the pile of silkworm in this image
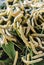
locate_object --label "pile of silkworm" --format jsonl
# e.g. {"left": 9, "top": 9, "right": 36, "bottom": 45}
{"left": 0, "top": 0, "right": 44, "bottom": 65}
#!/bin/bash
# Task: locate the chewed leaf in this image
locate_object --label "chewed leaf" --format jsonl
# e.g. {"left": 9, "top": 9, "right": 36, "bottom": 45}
{"left": 2, "top": 42, "right": 16, "bottom": 60}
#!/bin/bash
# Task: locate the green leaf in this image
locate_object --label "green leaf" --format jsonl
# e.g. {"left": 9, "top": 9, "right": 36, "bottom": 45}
{"left": 0, "top": 58, "right": 13, "bottom": 65}
{"left": 0, "top": 62, "right": 5, "bottom": 65}
{"left": 10, "top": 30, "right": 25, "bottom": 51}
{"left": 0, "top": 53, "right": 2, "bottom": 58}
{"left": 2, "top": 42, "right": 16, "bottom": 60}
{"left": 34, "top": 60, "right": 44, "bottom": 65}
{"left": 4, "top": 58, "right": 13, "bottom": 65}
